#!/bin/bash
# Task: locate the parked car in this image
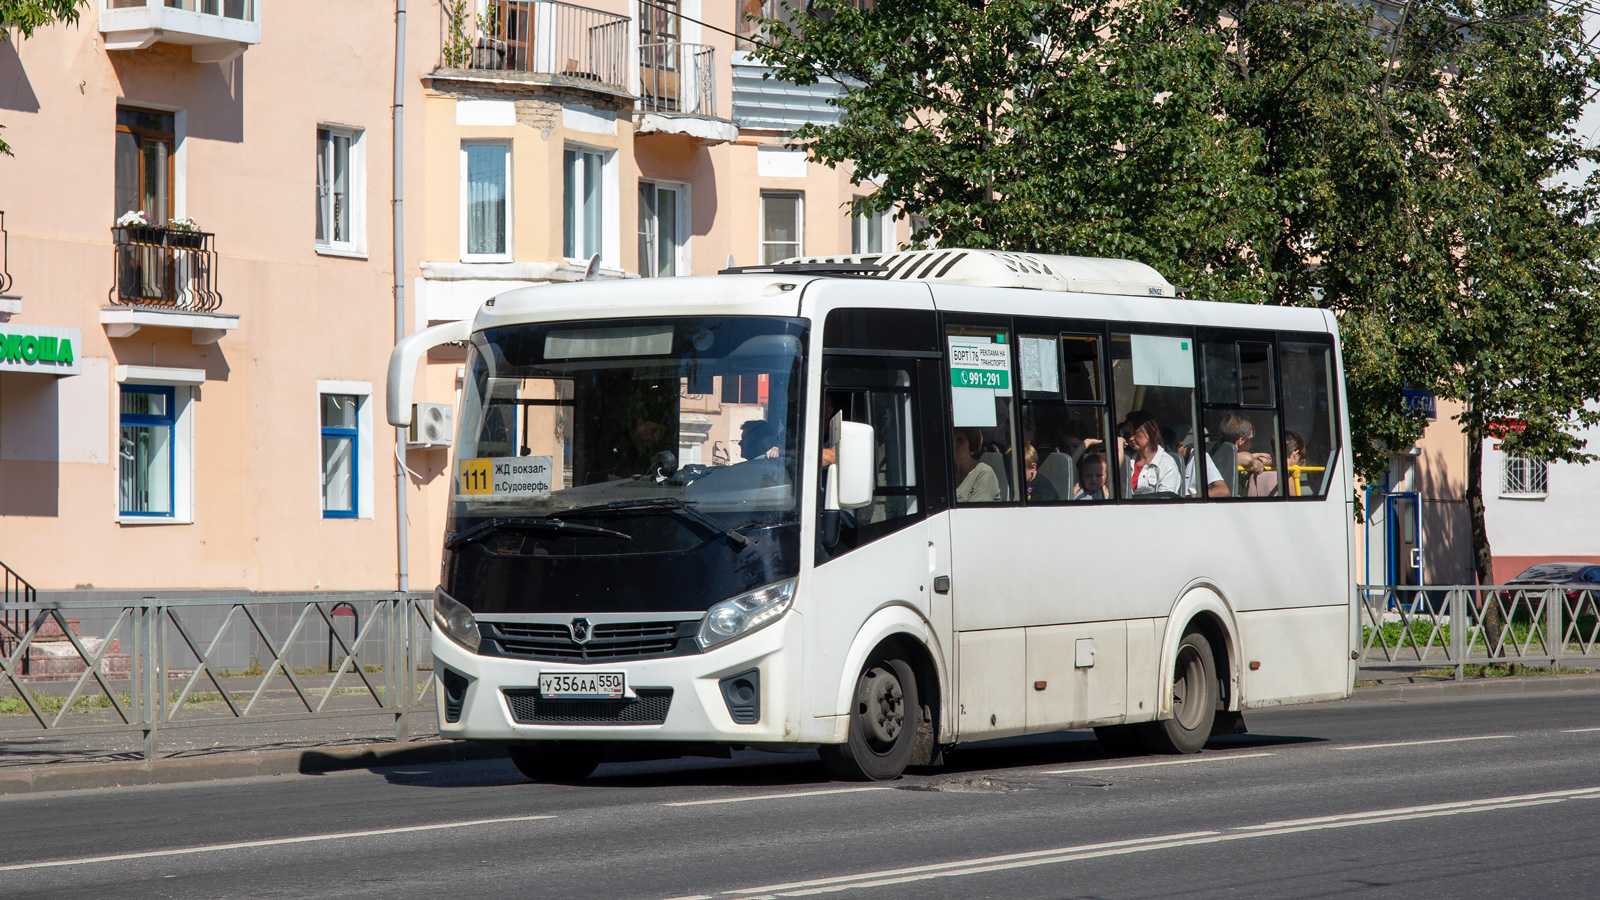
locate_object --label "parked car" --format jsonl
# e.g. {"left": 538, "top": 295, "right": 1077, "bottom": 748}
{"left": 1501, "top": 563, "right": 1600, "bottom": 621}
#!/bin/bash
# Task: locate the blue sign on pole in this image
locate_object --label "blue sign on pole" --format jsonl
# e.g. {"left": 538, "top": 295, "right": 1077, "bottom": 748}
{"left": 1402, "top": 389, "right": 1437, "bottom": 420}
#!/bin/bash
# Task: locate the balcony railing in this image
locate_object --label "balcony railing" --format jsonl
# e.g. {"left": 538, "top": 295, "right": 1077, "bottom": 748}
{"left": 0, "top": 211, "right": 13, "bottom": 296}
{"left": 439, "top": 0, "right": 630, "bottom": 94}
{"left": 109, "top": 226, "right": 223, "bottom": 313}
{"left": 639, "top": 42, "right": 716, "bottom": 117}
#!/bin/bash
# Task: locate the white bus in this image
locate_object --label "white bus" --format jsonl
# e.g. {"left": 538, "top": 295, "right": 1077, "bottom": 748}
{"left": 388, "top": 249, "right": 1356, "bottom": 782}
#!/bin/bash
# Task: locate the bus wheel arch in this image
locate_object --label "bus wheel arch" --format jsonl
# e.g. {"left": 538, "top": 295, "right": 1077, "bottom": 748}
{"left": 829, "top": 608, "right": 947, "bottom": 769}
{"left": 1159, "top": 585, "right": 1241, "bottom": 723}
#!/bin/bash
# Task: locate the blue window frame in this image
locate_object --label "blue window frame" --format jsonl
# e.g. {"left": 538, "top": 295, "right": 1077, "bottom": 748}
{"left": 321, "top": 393, "right": 359, "bottom": 518}
{"left": 119, "top": 385, "right": 176, "bottom": 517}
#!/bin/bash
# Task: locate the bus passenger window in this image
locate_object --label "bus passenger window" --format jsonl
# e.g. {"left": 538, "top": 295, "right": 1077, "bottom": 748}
{"left": 1019, "top": 332, "right": 1114, "bottom": 504}
{"left": 1200, "top": 337, "right": 1282, "bottom": 499}
{"left": 947, "top": 322, "right": 1017, "bottom": 504}
{"left": 1110, "top": 332, "right": 1199, "bottom": 500}
{"left": 1279, "top": 339, "right": 1341, "bottom": 497}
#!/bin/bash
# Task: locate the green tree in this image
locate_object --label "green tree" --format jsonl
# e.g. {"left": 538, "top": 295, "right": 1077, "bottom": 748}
{"left": 757, "top": 0, "right": 1600, "bottom": 588}
{"left": 0, "top": 0, "right": 86, "bottom": 155}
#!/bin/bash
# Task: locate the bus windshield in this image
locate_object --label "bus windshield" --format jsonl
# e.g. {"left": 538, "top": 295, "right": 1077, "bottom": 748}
{"left": 452, "top": 316, "right": 807, "bottom": 551}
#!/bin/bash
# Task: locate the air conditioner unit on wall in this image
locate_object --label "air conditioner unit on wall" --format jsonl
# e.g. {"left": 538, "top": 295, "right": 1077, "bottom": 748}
{"left": 408, "top": 402, "right": 453, "bottom": 449}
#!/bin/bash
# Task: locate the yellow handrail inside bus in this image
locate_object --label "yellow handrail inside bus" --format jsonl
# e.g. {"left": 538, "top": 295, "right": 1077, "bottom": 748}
{"left": 1234, "top": 464, "right": 1326, "bottom": 496}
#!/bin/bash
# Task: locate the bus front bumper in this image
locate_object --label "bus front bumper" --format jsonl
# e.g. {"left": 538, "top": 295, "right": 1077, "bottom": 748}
{"left": 432, "top": 612, "right": 800, "bottom": 744}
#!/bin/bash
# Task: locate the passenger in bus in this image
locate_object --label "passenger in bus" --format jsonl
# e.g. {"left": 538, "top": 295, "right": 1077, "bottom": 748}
{"left": 1280, "top": 431, "right": 1308, "bottom": 496}
{"left": 1073, "top": 452, "right": 1108, "bottom": 500}
{"left": 1023, "top": 444, "right": 1059, "bottom": 501}
{"left": 954, "top": 428, "right": 1002, "bottom": 503}
{"left": 1180, "top": 445, "right": 1230, "bottom": 498}
{"left": 1220, "top": 413, "right": 1273, "bottom": 476}
{"left": 1119, "top": 410, "right": 1181, "bottom": 496}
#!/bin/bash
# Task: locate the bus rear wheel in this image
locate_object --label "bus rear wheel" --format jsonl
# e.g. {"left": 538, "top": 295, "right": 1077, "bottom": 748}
{"left": 507, "top": 740, "right": 606, "bottom": 782}
{"left": 820, "top": 655, "right": 919, "bottom": 781}
{"left": 1139, "top": 632, "right": 1218, "bottom": 755}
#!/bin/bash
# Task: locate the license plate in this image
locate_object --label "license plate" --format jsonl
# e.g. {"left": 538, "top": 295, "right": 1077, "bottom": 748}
{"left": 539, "top": 672, "right": 625, "bottom": 699}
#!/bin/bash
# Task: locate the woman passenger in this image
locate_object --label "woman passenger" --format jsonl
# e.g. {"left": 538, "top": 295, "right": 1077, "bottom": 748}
{"left": 1119, "top": 410, "right": 1181, "bottom": 496}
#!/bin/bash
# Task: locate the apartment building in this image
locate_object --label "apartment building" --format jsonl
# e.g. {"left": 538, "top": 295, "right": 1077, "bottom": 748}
{"left": 0, "top": 0, "right": 901, "bottom": 599}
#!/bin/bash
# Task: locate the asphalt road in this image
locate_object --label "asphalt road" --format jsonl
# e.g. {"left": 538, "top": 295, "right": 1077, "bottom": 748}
{"left": 4, "top": 689, "right": 1600, "bottom": 900}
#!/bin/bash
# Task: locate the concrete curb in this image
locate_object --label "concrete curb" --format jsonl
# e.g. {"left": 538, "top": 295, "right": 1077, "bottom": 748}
{"left": 0, "top": 740, "right": 509, "bottom": 797}
{"left": 1352, "top": 672, "right": 1600, "bottom": 702}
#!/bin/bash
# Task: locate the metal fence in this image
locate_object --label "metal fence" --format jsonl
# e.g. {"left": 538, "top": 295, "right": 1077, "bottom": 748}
{"left": 639, "top": 42, "right": 716, "bottom": 117}
{"left": 439, "top": 0, "right": 630, "bottom": 93}
{"left": 1358, "top": 583, "right": 1600, "bottom": 680}
{"left": 0, "top": 593, "right": 433, "bottom": 760}
{"left": 109, "top": 225, "right": 224, "bottom": 312}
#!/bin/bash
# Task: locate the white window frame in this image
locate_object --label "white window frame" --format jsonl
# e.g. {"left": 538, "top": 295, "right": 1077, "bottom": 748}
{"left": 315, "top": 124, "right": 367, "bottom": 258}
{"left": 316, "top": 380, "right": 375, "bottom": 520}
{"left": 638, "top": 179, "right": 690, "bottom": 277}
{"left": 563, "top": 143, "right": 619, "bottom": 268}
{"left": 759, "top": 190, "right": 804, "bottom": 264}
{"left": 851, "top": 201, "right": 893, "bottom": 255}
{"left": 114, "top": 366, "right": 199, "bottom": 526}
{"left": 461, "top": 140, "right": 513, "bottom": 263}
{"left": 1502, "top": 452, "right": 1549, "bottom": 499}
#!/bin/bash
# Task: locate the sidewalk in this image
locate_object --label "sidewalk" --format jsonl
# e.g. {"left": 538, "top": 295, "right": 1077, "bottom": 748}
{"left": 2, "top": 673, "right": 1596, "bottom": 797}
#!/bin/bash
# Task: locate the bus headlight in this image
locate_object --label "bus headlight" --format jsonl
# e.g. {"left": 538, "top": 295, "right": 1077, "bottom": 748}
{"left": 697, "top": 578, "right": 796, "bottom": 651}
{"left": 433, "top": 587, "right": 481, "bottom": 653}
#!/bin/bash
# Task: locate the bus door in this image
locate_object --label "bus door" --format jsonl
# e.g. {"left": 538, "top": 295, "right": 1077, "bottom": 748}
{"left": 806, "top": 306, "right": 950, "bottom": 722}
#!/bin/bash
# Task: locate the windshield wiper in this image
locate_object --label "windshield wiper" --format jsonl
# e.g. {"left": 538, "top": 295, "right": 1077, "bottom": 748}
{"left": 559, "top": 497, "right": 753, "bottom": 549}
{"left": 445, "top": 517, "right": 632, "bottom": 551}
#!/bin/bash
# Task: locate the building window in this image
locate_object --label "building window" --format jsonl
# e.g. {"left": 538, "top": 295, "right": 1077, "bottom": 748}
{"left": 851, "top": 205, "right": 889, "bottom": 255}
{"left": 316, "top": 126, "right": 365, "bottom": 255}
{"left": 760, "top": 191, "right": 802, "bottom": 264}
{"left": 1503, "top": 454, "right": 1548, "bottom": 496}
{"left": 462, "top": 142, "right": 511, "bottom": 260}
{"left": 638, "top": 181, "right": 683, "bottom": 277}
{"left": 321, "top": 393, "right": 359, "bottom": 518}
{"left": 115, "top": 108, "right": 175, "bottom": 223}
{"left": 564, "top": 146, "right": 607, "bottom": 262}
{"left": 119, "top": 386, "right": 175, "bottom": 517}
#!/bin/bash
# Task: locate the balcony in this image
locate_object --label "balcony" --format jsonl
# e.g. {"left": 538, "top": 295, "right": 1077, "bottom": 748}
{"left": 635, "top": 42, "right": 736, "bottom": 144}
{"left": 437, "top": 0, "right": 630, "bottom": 96}
{"left": 0, "top": 212, "right": 16, "bottom": 320}
{"left": 103, "top": 226, "right": 238, "bottom": 344}
{"left": 100, "top": 0, "right": 261, "bottom": 63}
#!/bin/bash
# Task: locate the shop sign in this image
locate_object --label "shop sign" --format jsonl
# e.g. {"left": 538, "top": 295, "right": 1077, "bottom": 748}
{"left": 0, "top": 324, "right": 82, "bottom": 376}
{"left": 1401, "top": 388, "right": 1436, "bottom": 420}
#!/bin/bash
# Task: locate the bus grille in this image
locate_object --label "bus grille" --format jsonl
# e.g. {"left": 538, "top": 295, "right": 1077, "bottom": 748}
{"left": 482, "top": 619, "right": 697, "bottom": 662}
{"left": 503, "top": 688, "right": 674, "bottom": 726}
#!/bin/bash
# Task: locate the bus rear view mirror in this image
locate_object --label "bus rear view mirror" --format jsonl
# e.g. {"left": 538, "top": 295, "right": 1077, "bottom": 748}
{"left": 835, "top": 420, "right": 875, "bottom": 510}
{"left": 387, "top": 320, "right": 473, "bottom": 427}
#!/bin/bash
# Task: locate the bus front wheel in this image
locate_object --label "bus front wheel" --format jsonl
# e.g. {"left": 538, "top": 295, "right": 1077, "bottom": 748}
{"left": 1139, "top": 632, "right": 1218, "bottom": 755}
{"left": 507, "top": 740, "right": 605, "bottom": 782}
{"left": 820, "top": 654, "right": 919, "bottom": 781}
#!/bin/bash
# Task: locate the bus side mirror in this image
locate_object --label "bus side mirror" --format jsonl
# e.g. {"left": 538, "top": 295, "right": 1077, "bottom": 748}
{"left": 835, "top": 421, "right": 875, "bottom": 510}
{"left": 387, "top": 320, "right": 473, "bottom": 427}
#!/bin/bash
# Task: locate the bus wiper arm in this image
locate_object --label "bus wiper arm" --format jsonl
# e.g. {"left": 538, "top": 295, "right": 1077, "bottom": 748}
{"left": 559, "top": 498, "right": 753, "bottom": 549}
{"left": 445, "top": 517, "right": 632, "bottom": 551}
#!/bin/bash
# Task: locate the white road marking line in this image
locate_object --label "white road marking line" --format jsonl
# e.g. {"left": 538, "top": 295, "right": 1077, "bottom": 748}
{"left": 1331, "top": 735, "right": 1514, "bottom": 751}
{"left": 665, "top": 787, "right": 891, "bottom": 807}
{"left": 0, "top": 814, "right": 558, "bottom": 873}
{"left": 1040, "top": 751, "right": 1275, "bottom": 775}
{"left": 699, "top": 785, "right": 1600, "bottom": 899}
{"left": 1561, "top": 726, "right": 1600, "bottom": 733}
{"left": 658, "top": 895, "right": 715, "bottom": 900}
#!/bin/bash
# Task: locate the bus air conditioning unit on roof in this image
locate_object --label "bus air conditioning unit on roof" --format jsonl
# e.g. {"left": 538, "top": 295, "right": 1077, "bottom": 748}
{"left": 408, "top": 402, "right": 453, "bottom": 450}
{"left": 774, "top": 248, "right": 1178, "bottom": 298}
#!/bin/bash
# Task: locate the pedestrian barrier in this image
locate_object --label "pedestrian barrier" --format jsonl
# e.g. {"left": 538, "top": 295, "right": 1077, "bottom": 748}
{"left": 1358, "top": 583, "right": 1600, "bottom": 680}
{"left": 0, "top": 592, "right": 434, "bottom": 760}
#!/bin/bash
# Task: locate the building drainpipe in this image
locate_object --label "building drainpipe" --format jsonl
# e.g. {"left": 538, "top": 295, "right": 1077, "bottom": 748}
{"left": 393, "top": 0, "right": 409, "bottom": 595}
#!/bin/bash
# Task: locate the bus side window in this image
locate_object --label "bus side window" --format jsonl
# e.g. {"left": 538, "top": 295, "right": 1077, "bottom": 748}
{"left": 1199, "top": 336, "right": 1282, "bottom": 500}
{"left": 1278, "top": 338, "right": 1341, "bottom": 497}
{"left": 1109, "top": 330, "right": 1200, "bottom": 501}
{"left": 817, "top": 362, "right": 923, "bottom": 560}
{"left": 1019, "top": 332, "right": 1114, "bottom": 503}
{"left": 947, "top": 320, "right": 1018, "bottom": 504}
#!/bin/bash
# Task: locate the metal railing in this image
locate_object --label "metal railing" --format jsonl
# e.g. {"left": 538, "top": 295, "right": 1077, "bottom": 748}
{"left": 0, "top": 593, "right": 433, "bottom": 760}
{"left": 439, "top": 0, "right": 630, "bottom": 93}
{"left": 109, "top": 225, "right": 223, "bottom": 313}
{"left": 1, "top": 560, "right": 34, "bottom": 677}
{"left": 639, "top": 42, "right": 716, "bottom": 117}
{"left": 1358, "top": 583, "right": 1600, "bottom": 680}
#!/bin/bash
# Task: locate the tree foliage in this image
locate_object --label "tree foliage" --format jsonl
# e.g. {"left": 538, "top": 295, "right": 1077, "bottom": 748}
{"left": 758, "top": 0, "right": 1600, "bottom": 583}
{"left": 0, "top": 0, "right": 85, "bottom": 155}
